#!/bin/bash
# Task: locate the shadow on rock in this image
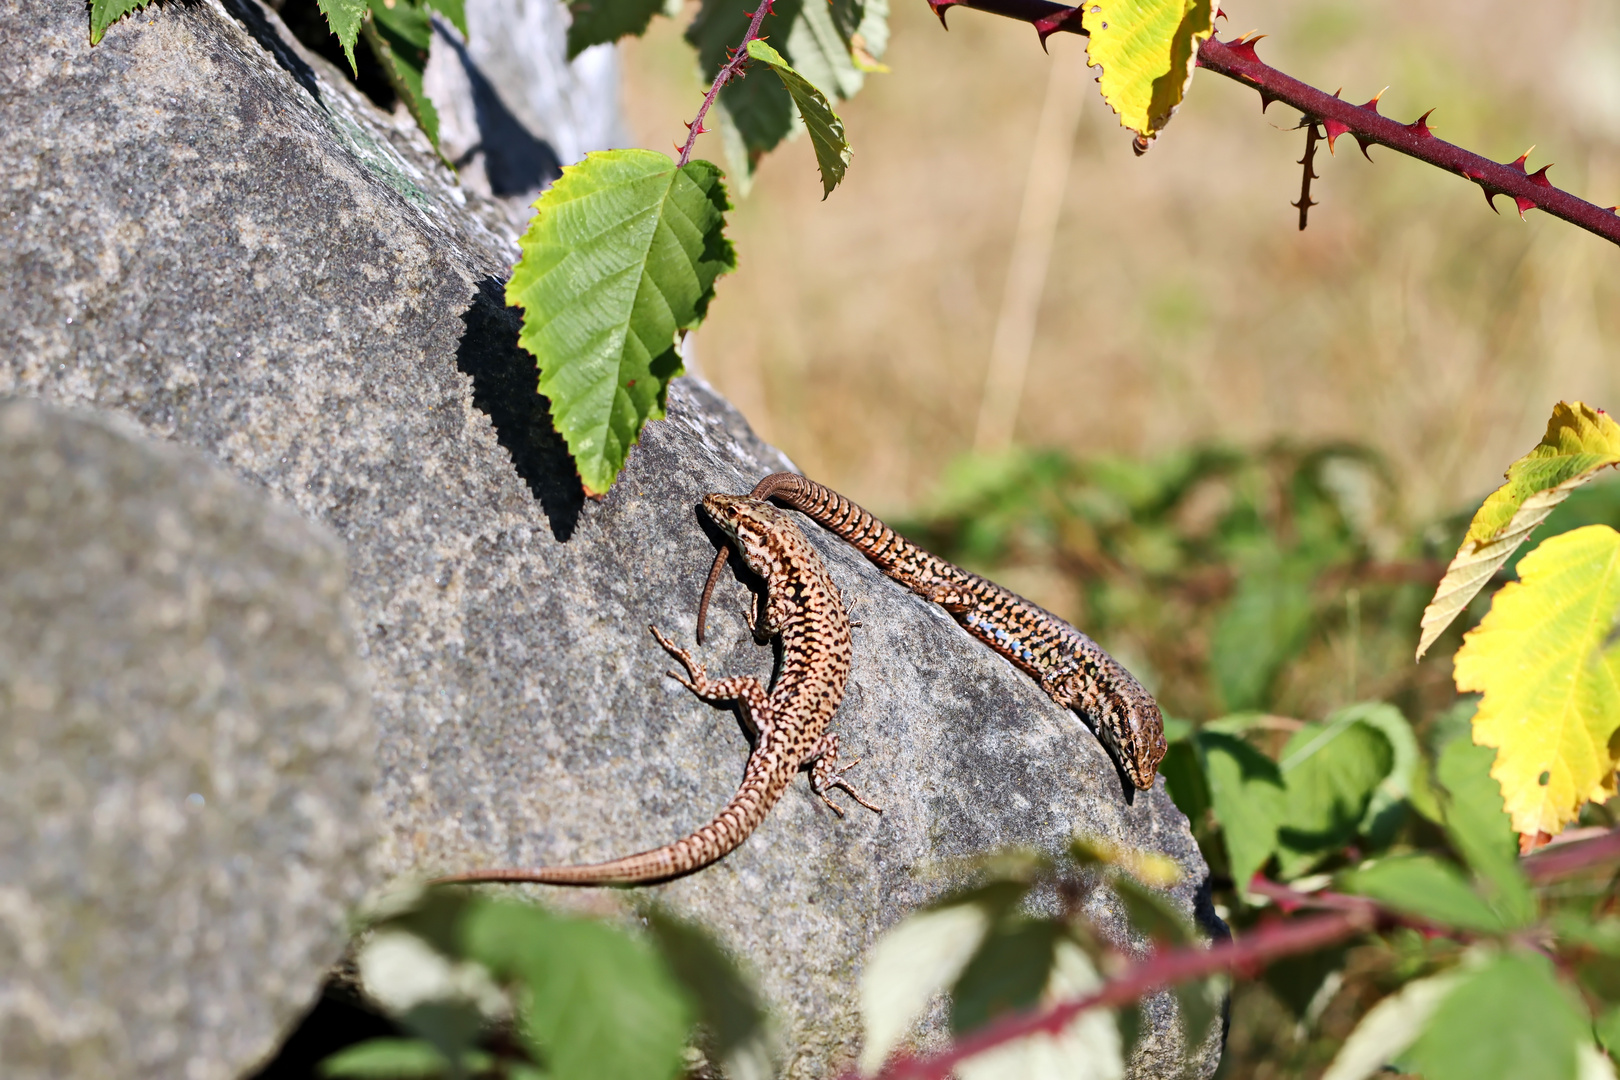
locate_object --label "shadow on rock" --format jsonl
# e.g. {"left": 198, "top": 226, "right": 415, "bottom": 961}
{"left": 456, "top": 276, "right": 583, "bottom": 541}
{"left": 433, "top": 20, "right": 562, "bottom": 197}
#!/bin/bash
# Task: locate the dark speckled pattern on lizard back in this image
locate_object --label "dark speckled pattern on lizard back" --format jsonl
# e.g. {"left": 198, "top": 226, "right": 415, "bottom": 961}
{"left": 435, "top": 494, "right": 878, "bottom": 888}
{"left": 698, "top": 473, "right": 1168, "bottom": 791}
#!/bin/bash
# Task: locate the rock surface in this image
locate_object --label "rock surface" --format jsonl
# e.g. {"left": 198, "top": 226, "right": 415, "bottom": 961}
{"left": 0, "top": 399, "right": 373, "bottom": 1080}
{"left": 0, "top": 1, "right": 1220, "bottom": 1076}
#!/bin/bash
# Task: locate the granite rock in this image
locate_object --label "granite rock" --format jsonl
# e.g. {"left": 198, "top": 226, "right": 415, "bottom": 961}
{"left": 0, "top": 1, "right": 1220, "bottom": 1075}
{"left": 0, "top": 398, "right": 374, "bottom": 1080}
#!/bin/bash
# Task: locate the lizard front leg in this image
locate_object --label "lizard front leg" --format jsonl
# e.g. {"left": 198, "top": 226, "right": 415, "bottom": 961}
{"left": 649, "top": 624, "right": 774, "bottom": 737}
{"left": 806, "top": 733, "right": 883, "bottom": 817}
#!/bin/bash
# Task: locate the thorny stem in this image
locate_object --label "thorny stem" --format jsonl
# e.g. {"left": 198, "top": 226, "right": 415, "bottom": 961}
{"left": 851, "top": 827, "right": 1620, "bottom": 1080}
{"left": 926, "top": 0, "right": 1620, "bottom": 247}
{"left": 1294, "top": 119, "right": 1321, "bottom": 231}
{"left": 676, "top": 0, "right": 776, "bottom": 167}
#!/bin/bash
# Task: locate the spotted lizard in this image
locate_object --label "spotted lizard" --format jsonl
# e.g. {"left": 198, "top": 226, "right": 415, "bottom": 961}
{"left": 434, "top": 493, "right": 880, "bottom": 888}
{"left": 697, "top": 473, "right": 1168, "bottom": 791}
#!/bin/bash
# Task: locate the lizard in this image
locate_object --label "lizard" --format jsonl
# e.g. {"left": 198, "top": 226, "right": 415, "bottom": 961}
{"left": 433, "top": 492, "right": 880, "bottom": 888}
{"left": 696, "top": 473, "right": 1168, "bottom": 791}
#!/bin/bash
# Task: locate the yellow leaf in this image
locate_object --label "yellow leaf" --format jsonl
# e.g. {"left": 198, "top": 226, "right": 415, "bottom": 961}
{"left": 1416, "top": 401, "right": 1620, "bottom": 659}
{"left": 1082, "top": 0, "right": 1215, "bottom": 143}
{"left": 1453, "top": 524, "right": 1620, "bottom": 837}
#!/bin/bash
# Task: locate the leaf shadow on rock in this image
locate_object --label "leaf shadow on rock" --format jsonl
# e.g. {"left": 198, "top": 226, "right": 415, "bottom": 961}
{"left": 220, "top": 0, "right": 321, "bottom": 101}
{"left": 455, "top": 275, "right": 584, "bottom": 540}
{"left": 431, "top": 20, "right": 562, "bottom": 196}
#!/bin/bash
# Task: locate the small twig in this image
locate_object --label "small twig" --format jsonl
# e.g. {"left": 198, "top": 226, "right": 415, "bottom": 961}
{"left": 1293, "top": 118, "right": 1321, "bottom": 230}
{"left": 676, "top": 0, "right": 777, "bottom": 167}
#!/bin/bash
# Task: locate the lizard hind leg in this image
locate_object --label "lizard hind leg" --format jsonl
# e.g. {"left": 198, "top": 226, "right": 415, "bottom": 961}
{"left": 807, "top": 734, "right": 884, "bottom": 816}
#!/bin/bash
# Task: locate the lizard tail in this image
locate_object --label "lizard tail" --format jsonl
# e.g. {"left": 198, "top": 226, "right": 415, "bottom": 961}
{"left": 431, "top": 765, "right": 788, "bottom": 888}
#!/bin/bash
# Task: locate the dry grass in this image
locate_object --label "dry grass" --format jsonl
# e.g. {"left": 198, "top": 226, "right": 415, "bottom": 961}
{"left": 621, "top": 0, "right": 1620, "bottom": 520}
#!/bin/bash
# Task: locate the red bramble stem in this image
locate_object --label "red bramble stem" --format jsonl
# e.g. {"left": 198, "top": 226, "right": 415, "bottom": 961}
{"left": 676, "top": 0, "right": 777, "bottom": 167}
{"left": 924, "top": 0, "right": 1620, "bottom": 246}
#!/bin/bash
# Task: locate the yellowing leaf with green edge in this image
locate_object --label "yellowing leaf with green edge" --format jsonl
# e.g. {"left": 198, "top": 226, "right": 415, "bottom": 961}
{"left": 1453, "top": 524, "right": 1620, "bottom": 838}
{"left": 1417, "top": 401, "right": 1620, "bottom": 659}
{"left": 506, "top": 149, "right": 735, "bottom": 496}
{"left": 746, "top": 40, "right": 852, "bottom": 198}
{"left": 1082, "top": 0, "right": 1216, "bottom": 143}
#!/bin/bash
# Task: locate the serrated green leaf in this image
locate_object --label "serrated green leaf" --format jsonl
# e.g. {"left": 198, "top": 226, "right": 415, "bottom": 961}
{"left": 319, "top": 0, "right": 368, "bottom": 71}
{"left": 859, "top": 901, "right": 994, "bottom": 1074}
{"left": 363, "top": 1, "right": 441, "bottom": 149}
{"left": 745, "top": 40, "right": 852, "bottom": 197}
{"left": 1082, "top": 0, "right": 1216, "bottom": 142}
{"left": 566, "top": 0, "right": 664, "bottom": 58}
{"left": 1197, "top": 731, "right": 1285, "bottom": 893}
{"left": 506, "top": 149, "right": 734, "bottom": 495}
{"left": 1454, "top": 524, "right": 1620, "bottom": 837}
{"left": 1436, "top": 738, "right": 1535, "bottom": 927}
{"left": 954, "top": 941, "right": 1124, "bottom": 1080}
{"left": 1408, "top": 951, "right": 1588, "bottom": 1080}
{"left": 319, "top": 1037, "right": 450, "bottom": 1079}
{"left": 1418, "top": 402, "right": 1620, "bottom": 660}
{"left": 1339, "top": 854, "right": 1504, "bottom": 933}
{"left": 88, "top": 0, "right": 153, "bottom": 45}
{"left": 687, "top": 0, "right": 864, "bottom": 188}
{"left": 1320, "top": 971, "right": 1464, "bottom": 1080}
{"left": 1275, "top": 718, "right": 1393, "bottom": 878}
{"left": 460, "top": 901, "right": 691, "bottom": 1080}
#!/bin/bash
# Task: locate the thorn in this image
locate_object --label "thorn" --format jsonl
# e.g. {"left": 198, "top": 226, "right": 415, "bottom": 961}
{"left": 925, "top": 0, "right": 960, "bottom": 29}
{"left": 1353, "top": 134, "right": 1375, "bottom": 162}
{"left": 1258, "top": 89, "right": 1276, "bottom": 112}
{"left": 1479, "top": 184, "right": 1502, "bottom": 214}
{"left": 683, "top": 120, "right": 711, "bottom": 135}
{"left": 1360, "top": 87, "right": 1387, "bottom": 113}
{"left": 1215, "top": 3, "right": 1225, "bottom": 19}
{"left": 1406, "top": 108, "right": 1436, "bottom": 137}
{"left": 1608, "top": 206, "right": 1619, "bottom": 215}
{"left": 1508, "top": 146, "right": 1536, "bottom": 172}
{"left": 1323, "top": 89, "right": 1346, "bottom": 153}
{"left": 1225, "top": 31, "right": 1266, "bottom": 65}
{"left": 1511, "top": 166, "right": 1553, "bottom": 218}
{"left": 1033, "top": 5, "right": 1083, "bottom": 48}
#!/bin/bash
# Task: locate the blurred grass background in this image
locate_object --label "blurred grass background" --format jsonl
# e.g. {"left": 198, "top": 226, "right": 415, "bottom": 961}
{"left": 622, "top": 0, "right": 1620, "bottom": 524}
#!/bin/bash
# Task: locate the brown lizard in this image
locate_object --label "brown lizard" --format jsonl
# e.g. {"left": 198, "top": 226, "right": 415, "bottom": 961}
{"left": 434, "top": 493, "right": 880, "bottom": 888}
{"left": 697, "top": 473, "right": 1168, "bottom": 791}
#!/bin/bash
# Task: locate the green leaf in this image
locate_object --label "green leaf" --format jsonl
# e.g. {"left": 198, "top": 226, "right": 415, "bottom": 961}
{"left": 88, "top": 0, "right": 153, "bottom": 45}
{"left": 1197, "top": 731, "right": 1285, "bottom": 893}
{"left": 1454, "top": 524, "right": 1620, "bottom": 838}
{"left": 1320, "top": 971, "right": 1464, "bottom": 1080}
{"left": 1436, "top": 738, "right": 1534, "bottom": 927}
{"left": 363, "top": 1, "right": 441, "bottom": 149}
{"left": 641, "top": 906, "right": 770, "bottom": 1077}
{"left": 953, "top": 941, "right": 1124, "bottom": 1080}
{"left": 506, "top": 149, "right": 735, "bottom": 495}
{"left": 686, "top": 0, "right": 864, "bottom": 189}
{"left": 1408, "top": 951, "right": 1589, "bottom": 1080}
{"left": 1339, "top": 854, "right": 1504, "bottom": 933}
{"left": 1110, "top": 876, "right": 1194, "bottom": 948}
{"left": 460, "top": 901, "right": 691, "bottom": 1080}
{"left": 319, "top": 1037, "right": 450, "bottom": 1079}
{"left": 1335, "top": 703, "right": 1421, "bottom": 847}
{"left": 859, "top": 901, "right": 994, "bottom": 1074}
{"left": 566, "top": 0, "right": 664, "bottom": 59}
{"left": 423, "top": 0, "right": 468, "bottom": 38}
{"left": 1159, "top": 736, "right": 1209, "bottom": 825}
{"left": 1598, "top": 1004, "right": 1620, "bottom": 1057}
{"left": 1275, "top": 718, "right": 1393, "bottom": 878}
{"left": 319, "top": 0, "right": 368, "bottom": 71}
{"left": 1418, "top": 401, "right": 1620, "bottom": 659}
{"left": 745, "top": 40, "right": 852, "bottom": 198}
{"left": 1211, "top": 558, "right": 1314, "bottom": 711}
{"left": 1082, "top": 0, "right": 1216, "bottom": 143}
{"left": 949, "top": 920, "right": 1062, "bottom": 1036}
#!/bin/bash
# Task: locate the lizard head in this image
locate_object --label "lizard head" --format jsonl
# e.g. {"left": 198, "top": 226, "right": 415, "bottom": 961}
{"left": 701, "top": 493, "right": 790, "bottom": 576}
